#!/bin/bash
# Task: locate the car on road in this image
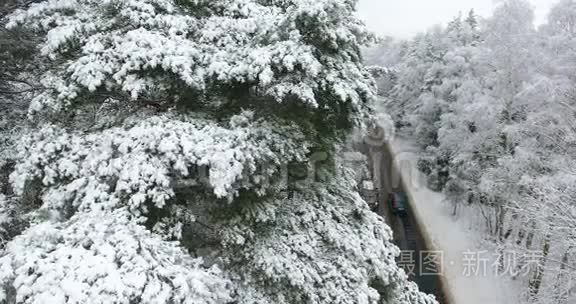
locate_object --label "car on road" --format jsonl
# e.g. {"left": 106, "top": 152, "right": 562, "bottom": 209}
{"left": 388, "top": 192, "right": 408, "bottom": 217}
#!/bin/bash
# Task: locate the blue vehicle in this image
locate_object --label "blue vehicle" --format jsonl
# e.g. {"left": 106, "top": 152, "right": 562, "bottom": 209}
{"left": 388, "top": 192, "right": 408, "bottom": 217}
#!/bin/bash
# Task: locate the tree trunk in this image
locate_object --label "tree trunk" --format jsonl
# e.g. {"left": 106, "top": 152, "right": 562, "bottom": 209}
{"left": 526, "top": 221, "right": 536, "bottom": 250}
{"left": 495, "top": 204, "right": 506, "bottom": 242}
{"left": 529, "top": 233, "right": 551, "bottom": 299}
{"left": 552, "top": 246, "right": 573, "bottom": 304}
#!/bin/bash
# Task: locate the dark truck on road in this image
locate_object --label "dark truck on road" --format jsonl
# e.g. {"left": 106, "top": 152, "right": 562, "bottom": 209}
{"left": 388, "top": 192, "right": 408, "bottom": 217}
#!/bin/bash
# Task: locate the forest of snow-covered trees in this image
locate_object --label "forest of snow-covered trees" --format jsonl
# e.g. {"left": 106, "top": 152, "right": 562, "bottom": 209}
{"left": 367, "top": 0, "right": 576, "bottom": 303}
{"left": 4, "top": 0, "right": 576, "bottom": 303}
{"left": 0, "top": 0, "right": 439, "bottom": 303}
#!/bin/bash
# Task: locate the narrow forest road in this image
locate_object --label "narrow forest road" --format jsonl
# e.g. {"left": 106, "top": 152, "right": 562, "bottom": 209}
{"left": 359, "top": 129, "right": 451, "bottom": 304}
{"left": 362, "top": 130, "right": 520, "bottom": 304}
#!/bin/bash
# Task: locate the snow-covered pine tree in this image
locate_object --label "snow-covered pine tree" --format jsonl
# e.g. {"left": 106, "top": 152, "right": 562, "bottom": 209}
{"left": 0, "top": 0, "right": 46, "bottom": 249}
{"left": 0, "top": 1, "right": 436, "bottom": 303}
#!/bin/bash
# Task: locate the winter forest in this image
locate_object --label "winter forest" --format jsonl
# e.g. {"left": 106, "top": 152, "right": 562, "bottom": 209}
{"left": 367, "top": 0, "right": 576, "bottom": 303}
{"left": 0, "top": 0, "right": 575, "bottom": 303}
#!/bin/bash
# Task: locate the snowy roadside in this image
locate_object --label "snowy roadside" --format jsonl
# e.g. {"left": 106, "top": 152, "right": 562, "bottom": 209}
{"left": 387, "top": 137, "right": 521, "bottom": 304}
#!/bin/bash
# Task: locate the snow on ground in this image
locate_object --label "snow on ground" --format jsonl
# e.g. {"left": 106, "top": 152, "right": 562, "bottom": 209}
{"left": 388, "top": 137, "right": 521, "bottom": 304}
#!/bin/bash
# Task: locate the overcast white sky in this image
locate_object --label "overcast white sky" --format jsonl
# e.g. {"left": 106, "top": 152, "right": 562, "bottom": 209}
{"left": 356, "top": 0, "right": 558, "bottom": 38}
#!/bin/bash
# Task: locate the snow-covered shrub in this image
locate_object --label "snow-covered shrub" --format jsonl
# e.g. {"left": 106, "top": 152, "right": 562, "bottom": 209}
{"left": 0, "top": 194, "right": 29, "bottom": 248}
